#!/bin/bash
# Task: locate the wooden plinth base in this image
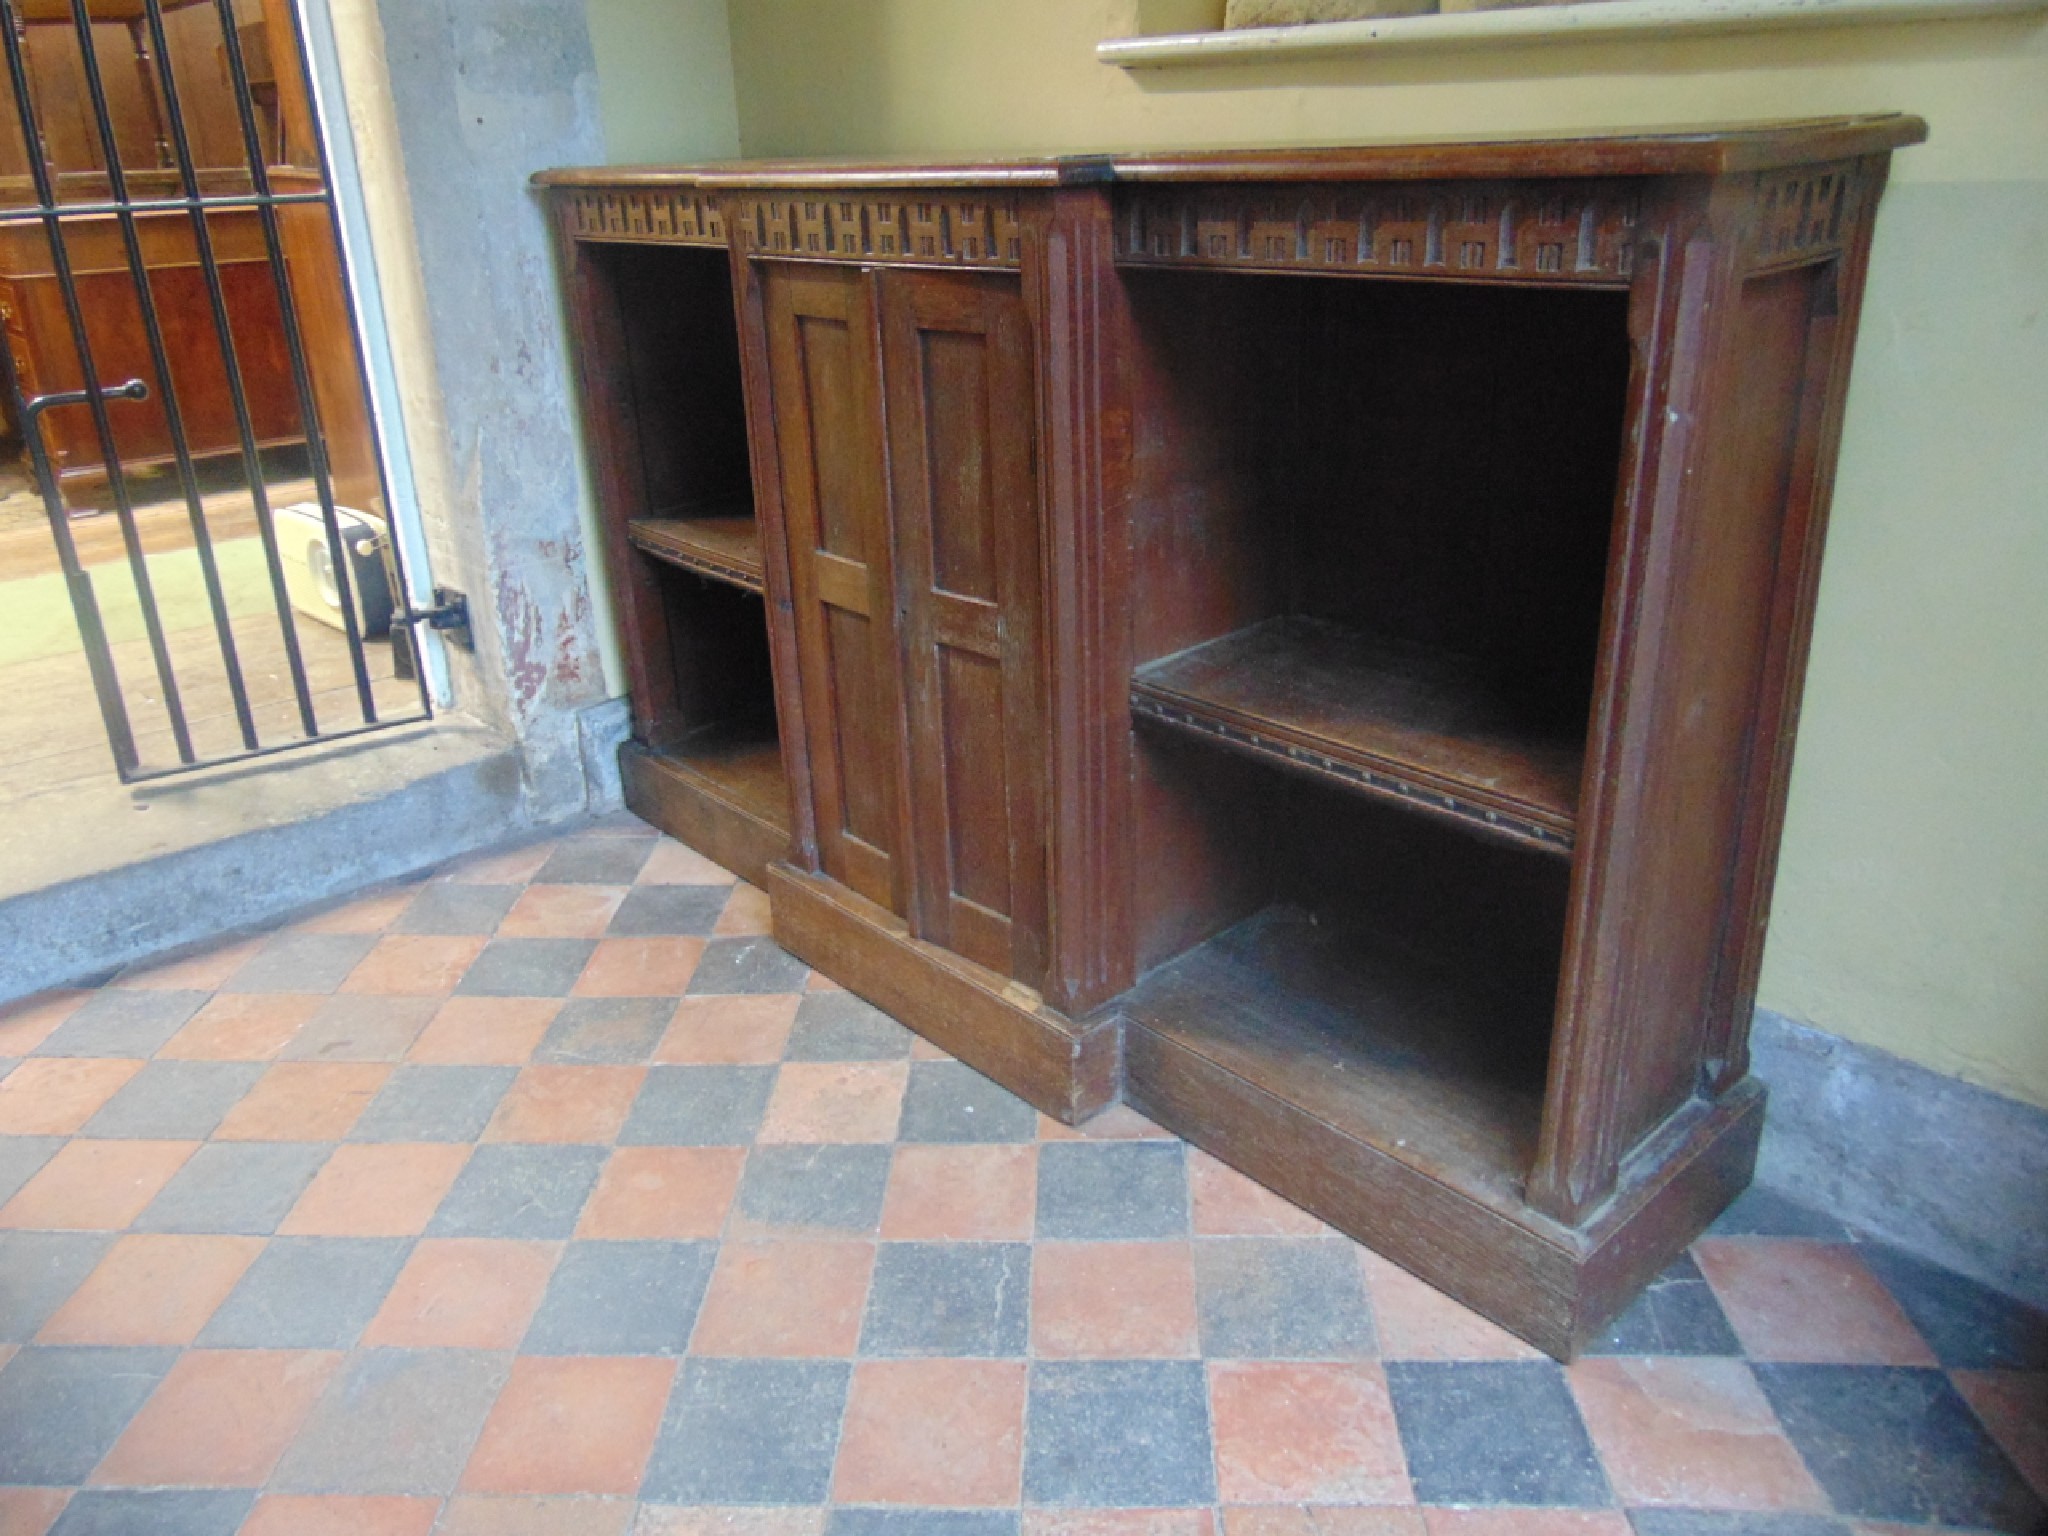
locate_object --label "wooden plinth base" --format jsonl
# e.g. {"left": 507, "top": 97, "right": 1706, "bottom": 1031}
{"left": 619, "top": 740, "right": 789, "bottom": 889}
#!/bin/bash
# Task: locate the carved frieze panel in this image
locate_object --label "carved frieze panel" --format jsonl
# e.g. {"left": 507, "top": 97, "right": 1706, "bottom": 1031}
{"left": 563, "top": 189, "right": 725, "bottom": 247}
{"left": 732, "top": 194, "right": 1025, "bottom": 268}
{"left": 1115, "top": 181, "right": 1644, "bottom": 285}
{"left": 1744, "top": 161, "right": 1862, "bottom": 271}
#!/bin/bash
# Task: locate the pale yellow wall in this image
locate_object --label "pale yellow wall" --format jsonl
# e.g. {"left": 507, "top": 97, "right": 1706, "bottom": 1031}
{"left": 710, "top": 0, "right": 2048, "bottom": 1107}
{"left": 587, "top": 0, "right": 741, "bottom": 162}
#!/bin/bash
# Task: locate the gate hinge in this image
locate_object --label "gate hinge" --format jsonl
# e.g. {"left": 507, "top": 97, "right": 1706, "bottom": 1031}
{"left": 392, "top": 586, "right": 473, "bottom": 651}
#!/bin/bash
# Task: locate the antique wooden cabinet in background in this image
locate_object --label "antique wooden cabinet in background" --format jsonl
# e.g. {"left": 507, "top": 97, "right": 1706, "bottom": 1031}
{"left": 539, "top": 115, "right": 1925, "bottom": 1357}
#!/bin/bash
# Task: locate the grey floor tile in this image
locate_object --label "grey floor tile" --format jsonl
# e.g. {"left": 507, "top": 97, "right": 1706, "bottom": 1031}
{"left": 271, "top": 1347, "right": 511, "bottom": 1495}
{"left": 1385, "top": 1360, "right": 1610, "bottom": 1507}
{"left": 1023, "top": 1359, "right": 1215, "bottom": 1507}
{"left": 455, "top": 938, "right": 599, "bottom": 998}
{"left": 1036, "top": 1140, "right": 1187, "bottom": 1239}
{"left": 0, "top": 1231, "right": 115, "bottom": 1341}
{"left": 641, "top": 1357, "right": 850, "bottom": 1504}
{"left": 347, "top": 1064, "right": 517, "bottom": 1142}
{"left": 736, "top": 1144, "right": 892, "bottom": 1233}
{"left": 80, "top": 1060, "right": 263, "bottom": 1139}
{"left": 1627, "top": 1516, "right": 1854, "bottom": 1536}
{"left": 620, "top": 1065, "right": 776, "bottom": 1146}
{"left": 393, "top": 883, "right": 520, "bottom": 936}
{"left": 786, "top": 994, "right": 916, "bottom": 1062}
{"left": 535, "top": 998, "right": 672, "bottom": 1065}
{"left": 0, "top": 1135, "right": 62, "bottom": 1206}
{"left": 1587, "top": 1252, "right": 1742, "bottom": 1357}
{"left": 281, "top": 996, "right": 439, "bottom": 1062}
{"left": 686, "top": 938, "right": 810, "bottom": 996}
{"left": 427, "top": 1144, "right": 606, "bottom": 1239}
{"left": 198, "top": 1236, "right": 412, "bottom": 1348}
{"left": 861, "top": 1241, "right": 1030, "bottom": 1356}
{"left": 1755, "top": 1362, "right": 2045, "bottom": 1529}
{"left": 222, "top": 934, "right": 378, "bottom": 994}
{"left": 522, "top": 1239, "right": 717, "bottom": 1355}
{"left": 1193, "top": 1236, "right": 1376, "bottom": 1358}
{"left": 827, "top": 1515, "right": 1019, "bottom": 1536}
{"left": 0, "top": 1346, "right": 178, "bottom": 1483}
{"left": 538, "top": 840, "right": 654, "bottom": 885}
{"left": 133, "top": 1142, "right": 332, "bottom": 1235}
{"left": 608, "top": 885, "right": 730, "bottom": 937}
{"left": 1856, "top": 1243, "right": 2048, "bottom": 1370}
{"left": 34, "top": 991, "right": 208, "bottom": 1057}
{"left": 48, "top": 1490, "right": 256, "bottom": 1536}
{"left": 1706, "top": 1186, "right": 1856, "bottom": 1241}
{"left": 900, "top": 1060, "right": 1041, "bottom": 1144}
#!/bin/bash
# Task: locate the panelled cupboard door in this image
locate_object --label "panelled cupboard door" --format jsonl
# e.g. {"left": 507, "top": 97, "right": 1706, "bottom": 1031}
{"left": 881, "top": 270, "right": 1049, "bottom": 987}
{"left": 760, "top": 263, "right": 908, "bottom": 915}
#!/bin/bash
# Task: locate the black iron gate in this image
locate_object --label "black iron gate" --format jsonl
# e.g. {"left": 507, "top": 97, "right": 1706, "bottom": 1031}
{"left": 0, "top": 0, "right": 439, "bottom": 783}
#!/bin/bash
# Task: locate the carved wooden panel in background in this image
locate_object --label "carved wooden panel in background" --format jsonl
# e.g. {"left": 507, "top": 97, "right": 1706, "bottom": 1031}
{"left": 1114, "top": 181, "right": 1645, "bottom": 285}
{"left": 1743, "top": 161, "right": 1864, "bottom": 272}
{"left": 564, "top": 189, "right": 726, "bottom": 247}
{"left": 732, "top": 195, "right": 1025, "bottom": 268}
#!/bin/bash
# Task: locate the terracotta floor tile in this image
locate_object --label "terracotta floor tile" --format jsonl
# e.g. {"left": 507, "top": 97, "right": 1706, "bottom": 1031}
{"left": 577, "top": 1147, "right": 743, "bottom": 1239}
{"left": 0, "top": 991, "right": 89, "bottom": 1056}
{"left": 0, "top": 1488, "right": 71, "bottom": 1536}
{"left": 1360, "top": 1251, "right": 1543, "bottom": 1361}
{"left": 572, "top": 938, "right": 705, "bottom": 998}
{"left": 1419, "top": 1515, "right": 1630, "bottom": 1536}
{"left": 1029, "top": 1515, "right": 1216, "bottom": 1536}
{"left": 692, "top": 1237, "right": 875, "bottom": 1356}
{"left": 1953, "top": 1370, "right": 2048, "bottom": 1498}
{"left": 1221, "top": 1510, "right": 1420, "bottom": 1536}
{"left": 485, "top": 1066, "right": 646, "bottom": 1144}
{"left": 408, "top": 997, "right": 561, "bottom": 1065}
{"left": 1211, "top": 1361, "right": 1411, "bottom": 1504}
{"left": 0, "top": 1138, "right": 196, "bottom": 1229}
{"left": 635, "top": 1511, "right": 823, "bottom": 1536}
{"left": 39, "top": 1232, "right": 262, "bottom": 1344}
{"left": 293, "top": 887, "right": 419, "bottom": 934}
{"left": 637, "top": 840, "right": 735, "bottom": 886}
{"left": 0, "top": 1058, "right": 143, "bottom": 1135}
{"left": 501, "top": 885, "right": 630, "bottom": 939}
{"left": 654, "top": 995, "right": 800, "bottom": 1065}
{"left": 880, "top": 1144, "right": 1036, "bottom": 1241}
{"left": 1568, "top": 1355, "right": 1825, "bottom": 1508}
{"left": 833, "top": 1357, "right": 1026, "bottom": 1506}
{"left": 93, "top": 1347, "right": 341, "bottom": 1485}
{"left": 213, "top": 1062, "right": 391, "bottom": 1141}
{"left": 279, "top": 1143, "right": 470, "bottom": 1236}
{"left": 441, "top": 842, "right": 556, "bottom": 885}
{"left": 1038, "top": 1103, "right": 1173, "bottom": 1140}
{"left": 712, "top": 883, "right": 773, "bottom": 936}
{"left": 363, "top": 1237, "right": 560, "bottom": 1349}
{"left": 112, "top": 937, "right": 267, "bottom": 991}
{"left": 1033, "top": 1241, "right": 1200, "bottom": 1358}
{"left": 239, "top": 1494, "right": 440, "bottom": 1536}
{"left": 461, "top": 1355, "right": 676, "bottom": 1495}
{"left": 1190, "top": 1150, "right": 1329, "bottom": 1236}
{"left": 438, "top": 1496, "right": 636, "bottom": 1535}
{"left": 341, "top": 935, "right": 490, "bottom": 996}
{"left": 158, "top": 994, "right": 324, "bottom": 1062}
{"left": 1694, "top": 1238, "right": 1938, "bottom": 1364}
{"left": 908, "top": 1032, "right": 948, "bottom": 1058}
{"left": 809, "top": 972, "right": 848, "bottom": 994}
{"left": 758, "top": 1062, "right": 906, "bottom": 1144}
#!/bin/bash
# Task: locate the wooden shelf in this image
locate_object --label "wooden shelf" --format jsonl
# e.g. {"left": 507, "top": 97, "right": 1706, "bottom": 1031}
{"left": 627, "top": 514, "right": 766, "bottom": 593}
{"left": 1124, "top": 903, "right": 1552, "bottom": 1215}
{"left": 1132, "top": 617, "right": 1583, "bottom": 853}
{"left": 650, "top": 717, "right": 788, "bottom": 828}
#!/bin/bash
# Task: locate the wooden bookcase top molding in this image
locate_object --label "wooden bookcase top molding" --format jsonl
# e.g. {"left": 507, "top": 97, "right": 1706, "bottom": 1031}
{"left": 540, "top": 116, "right": 1921, "bottom": 1358}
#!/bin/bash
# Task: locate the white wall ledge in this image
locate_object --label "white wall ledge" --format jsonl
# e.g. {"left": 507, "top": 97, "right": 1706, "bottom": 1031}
{"left": 1100, "top": 0, "right": 2048, "bottom": 66}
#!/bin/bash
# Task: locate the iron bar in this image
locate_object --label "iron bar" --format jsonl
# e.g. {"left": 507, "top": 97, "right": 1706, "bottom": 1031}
{"left": 120, "top": 708, "right": 431, "bottom": 785}
{"left": 0, "top": 192, "right": 333, "bottom": 222}
{"left": 0, "top": 1, "right": 196, "bottom": 766}
{"left": 60, "top": 0, "right": 260, "bottom": 750}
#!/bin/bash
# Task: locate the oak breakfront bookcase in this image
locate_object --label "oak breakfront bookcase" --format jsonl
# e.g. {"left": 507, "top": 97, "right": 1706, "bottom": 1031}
{"left": 538, "top": 116, "right": 1924, "bottom": 1357}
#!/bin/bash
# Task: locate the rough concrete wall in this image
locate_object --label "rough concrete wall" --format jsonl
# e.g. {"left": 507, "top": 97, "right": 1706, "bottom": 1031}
{"left": 371, "top": 0, "right": 613, "bottom": 821}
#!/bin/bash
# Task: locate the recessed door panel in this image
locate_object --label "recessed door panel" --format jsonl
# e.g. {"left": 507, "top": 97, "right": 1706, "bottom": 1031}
{"left": 761, "top": 264, "right": 905, "bottom": 913}
{"left": 882, "top": 269, "right": 1047, "bottom": 984}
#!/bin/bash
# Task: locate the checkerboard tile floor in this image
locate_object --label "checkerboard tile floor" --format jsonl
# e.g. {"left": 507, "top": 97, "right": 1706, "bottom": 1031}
{"left": 0, "top": 813, "right": 2042, "bottom": 1536}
